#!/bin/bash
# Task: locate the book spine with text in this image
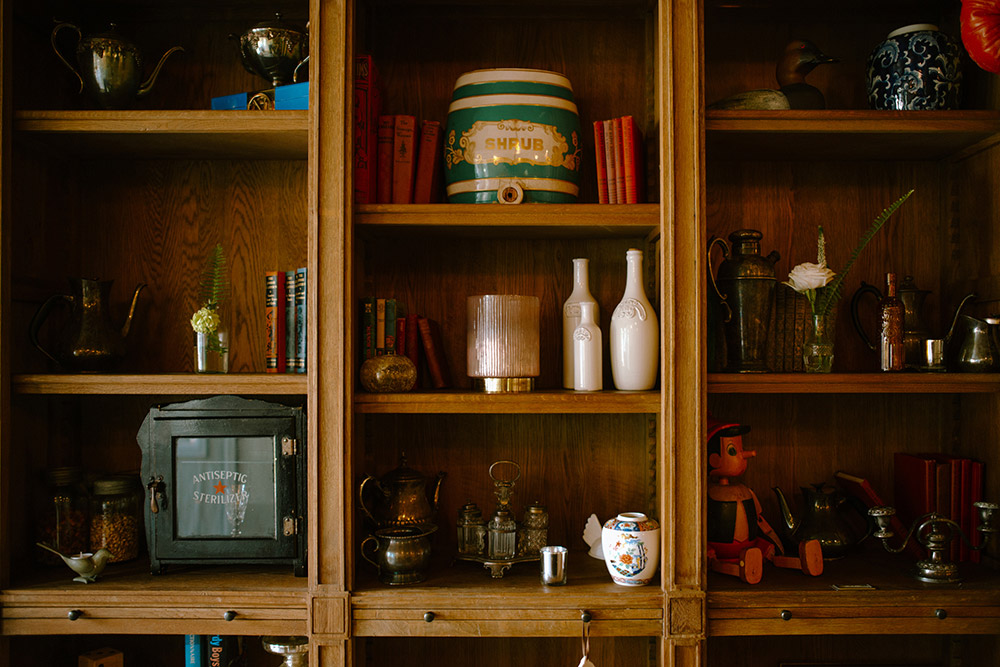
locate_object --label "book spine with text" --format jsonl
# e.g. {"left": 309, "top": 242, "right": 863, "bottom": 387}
{"left": 185, "top": 635, "right": 204, "bottom": 667}
{"left": 284, "top": 269, "right": 297, "bottom": 373}
{"left": 264, "top": 271, "right": 287, "bottom": 373}
{"left": 295, "top": 267, "right": 307, "bottom": 372}
{"left": 376, "top": 115, "right": 395, "bottom": 204}
{"left": 392, "top": 114, "right": 417, "bottom": 204}
{"left": 376, "top": 298, "right": 386, "bottom": 354}
{"left": 413, "top": 120, "right": 442, "bottom": 203}
{"left": 353, "top": 55, "right": 380, "bottom": 204}
{"left": 593, "top": 120, "right": 608, "bottom": 204}
{"left": 361, "top": 297, "right": 376, "bottom": 362}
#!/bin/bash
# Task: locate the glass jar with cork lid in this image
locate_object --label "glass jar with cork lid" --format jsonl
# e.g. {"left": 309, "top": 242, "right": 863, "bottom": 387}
{"left": 90, "top": 475, "right": 142, "bottom": 562}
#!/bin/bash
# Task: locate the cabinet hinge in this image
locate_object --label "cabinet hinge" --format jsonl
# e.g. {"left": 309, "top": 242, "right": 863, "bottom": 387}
{"left": 283, "top": 516, "right": 298, "bottom": 536}
{"left": 281, "top": 436, "right": 297, "bottom": 456}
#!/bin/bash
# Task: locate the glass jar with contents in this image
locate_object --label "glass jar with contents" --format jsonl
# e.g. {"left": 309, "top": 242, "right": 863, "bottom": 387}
{"left": 518, "top": 502, "right": 549, "bottom": 556}
{"left": 38, "top": 466, "right": 90, "bottom": 564}
{"left": 90, "top": 475, "right": 142, "bottom": 562}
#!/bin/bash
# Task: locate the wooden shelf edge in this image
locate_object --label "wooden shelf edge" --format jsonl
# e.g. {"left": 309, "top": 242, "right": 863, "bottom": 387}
{"left": 13, "top": 373, "right": 308, "bottom": 395}
{"left": 14, "top": 109, "right": 309, "bottom": 131}
{"left": 354, "top": 390, "right": 661, "bottom": 413}
{"left": 707, "top": 372, "right": 1000, "bottom": 394}
{"left": 705, "top": 109, "right": 1000, "bottom": 132}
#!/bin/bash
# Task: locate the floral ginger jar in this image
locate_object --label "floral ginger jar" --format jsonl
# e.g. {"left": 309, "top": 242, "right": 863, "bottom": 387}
{"left": 601, "top": 512, "right": 660, "bottom": 586}
{"left": 866, "top": 24, "right": 962, "bottom": 110}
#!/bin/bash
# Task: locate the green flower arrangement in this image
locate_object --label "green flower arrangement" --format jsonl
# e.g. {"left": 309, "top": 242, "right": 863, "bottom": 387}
{"left": 191, "top": 244, "right": 229, "bottom": 353}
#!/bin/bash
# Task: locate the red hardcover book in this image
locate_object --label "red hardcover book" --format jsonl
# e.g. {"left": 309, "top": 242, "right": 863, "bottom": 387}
{"left": 413, "top": 120, "right": 442, "bottom": 204}
{"left": 376, "top": 298, "right": 386, "bottom": 355}
{"left": 264, "top": 271, "right": 287, "bottom": 373}
{"left": 835, "top": 470, "right": 923, "bottom": 558}
{"left": 893, "top": 452, "right": 936, "bottom": 544}
{"left": 611, "top": 116, "right": 626, "bottom": 204}
{"left": 392, "top": 114, "right": 417, "bottom": 204}
{"left": 958, "top": 456, "right": 972, "bottom": 562}
{"left": 376, "top": 115, "right": 395, "bottom": 204}
{"left": 353, "top": 55, "right": 380, "bottom": 205}
{"left": 602, "top": 119, "right": 617, "bottom": 204}
{"left": 417, "top": 316, "right": 451, "bottom": 388}
{"left": 593, "top": 120, "right": 609, "bottom": 204}
{"left": 916, "top": 453, "right": 964, "bottom": 561}
{"left": 621, "top": 114, "right": 644, "bottom": 204}
{"left": 395, "top": 316, "right": 407, "bottom": 356}
{"left": 405, "top": 313, "right": 421, "bottom": 388}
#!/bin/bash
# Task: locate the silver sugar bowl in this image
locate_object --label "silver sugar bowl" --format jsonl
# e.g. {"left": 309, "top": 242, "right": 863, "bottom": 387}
{"left": 234, "top": 13, "right": 308, "bottom": 86}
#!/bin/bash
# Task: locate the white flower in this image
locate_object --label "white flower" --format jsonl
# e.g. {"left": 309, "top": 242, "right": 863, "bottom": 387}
{"left": 784, "top": 262, "right": 836, "bottom": 293}
{"left": 191, "top": 306, "right": 220, "bottom": 334}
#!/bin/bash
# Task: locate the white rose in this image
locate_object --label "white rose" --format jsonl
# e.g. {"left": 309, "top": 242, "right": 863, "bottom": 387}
{"left": 784, "top": 262, "right": 836, "bottom": 292}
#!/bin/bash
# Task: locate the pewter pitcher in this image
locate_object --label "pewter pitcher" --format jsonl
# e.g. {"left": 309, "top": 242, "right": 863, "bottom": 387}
{"left": 51, "top": 22, "right": 183, "bottom": 109}
{"left": 773, "top": 483, "right": 872, "bottom": 560}
{"left": 29, "top": 278, "right": 145, "bottom": 371}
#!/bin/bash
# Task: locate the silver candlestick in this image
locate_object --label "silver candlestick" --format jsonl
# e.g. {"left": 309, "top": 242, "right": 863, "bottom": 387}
{"left": 869, "top": 501, "right": 999, "bottom": 583}
{"left": 262, "top": 636, "right": 309, "bottom": 667}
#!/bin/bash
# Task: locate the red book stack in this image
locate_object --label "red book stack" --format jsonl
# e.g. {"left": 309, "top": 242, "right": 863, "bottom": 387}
{"left": 593, "top": 115, "right": 645, "bottom": 204}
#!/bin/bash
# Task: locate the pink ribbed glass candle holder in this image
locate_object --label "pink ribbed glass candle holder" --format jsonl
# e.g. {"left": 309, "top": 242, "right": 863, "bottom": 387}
{"left": 467, "top": 295, "right": 540, "bottom": 393}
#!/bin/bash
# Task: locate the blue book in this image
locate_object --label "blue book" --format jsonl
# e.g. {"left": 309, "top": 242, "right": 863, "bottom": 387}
{"left": 285, "top": 269, "right": 297, "bottom": 373}
{"left": 295, "top": 267, "right": 307, "bottom": 373}
{"left": 185, "top": 635, "right": 204, "bottom": 666}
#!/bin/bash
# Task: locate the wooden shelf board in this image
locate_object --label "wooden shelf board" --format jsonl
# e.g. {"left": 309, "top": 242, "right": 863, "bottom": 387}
{"left": 355, "top": 204, "right": 660, "bottom": 238}
{"left": 708, "top": 372, "right": 1000, "bottom": 394}
{"left": 354, "top": 389, "right": 660, "bottom": 414}
{"left": 13, "top": 373, "right": 307, "bottom": 395}
{"left": 706, "top": 110, "right": 1000, "bottom": 161}
{"left": 14, "top": 110, "right": 308, "bottom": 159}
{"left": 707, "top": 548, "right": 1000, "bottom": 636}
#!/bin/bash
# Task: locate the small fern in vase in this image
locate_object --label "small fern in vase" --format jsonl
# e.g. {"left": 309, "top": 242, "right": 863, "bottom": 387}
{"left": 784, "top": 190, "right": 914, "bottom": 372}
{"left": 191, "top": 243, "right": 230, "bottom": 372}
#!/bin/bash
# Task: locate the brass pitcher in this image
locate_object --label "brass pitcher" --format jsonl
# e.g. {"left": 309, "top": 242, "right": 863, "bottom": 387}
{"left": 709, "top": 229, "right": 780, "bottom": 372}
{"left": 359, "top": 455, "right": 445, "bottom": 528}
{"left": 29, "top": 278, "right": 146, "bottom": 372}
{"left": 51, "top": 22, "right": 184, "bottom": 109}
{"left": 773, "top": 483, "right": 872, "bottom": 560}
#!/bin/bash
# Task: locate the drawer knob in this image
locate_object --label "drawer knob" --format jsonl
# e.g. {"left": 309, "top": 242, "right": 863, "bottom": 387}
{"left": 779, "top": 609, "right": 792, "bottom": 621}
{"left": 580, "top": 611, "right": 592, "bottom": 623}
{"left": 67, "top": 609, "right": 83, "bottom": 621}
{"left": 224, "top": 610, "right": 237, "bottom": 621}
{"left": 935, "top": 608, "right": 948, "bottom": 620}
{"left": 424, "top": 611, "right": 435, "bottom": 622}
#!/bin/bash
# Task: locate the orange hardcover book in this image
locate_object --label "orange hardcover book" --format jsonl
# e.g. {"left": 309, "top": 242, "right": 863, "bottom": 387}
{"left": 353, "top": 55, "right": 380, "bottom": 205}
{"left": 392, "top": 114, "right": 417, "bottom": 204}
{"left": 602, "top": 119, "right": 617, "bottom": 204}
{"left": 593, "top": 120, "right": 609, "bottom": 204}
{"left": 417, "top": 316, "right": 451, "bottom": 389}
{"left": 621, "top": 115, "right": 644, "bottom": 204}
{"left": 835, "top": 470, "right": 923, "bottom": 558}
{"left": 376, "top": 115, "right": 395, "bottom": 204}
{"left": 264, "top": 271, "right": 287, "bottom": 373}
{"left": 413, "top": 120, "right": 442, "bottom": 204}
{"left": 611, "top": 116, "right": 626, "bottom": 204}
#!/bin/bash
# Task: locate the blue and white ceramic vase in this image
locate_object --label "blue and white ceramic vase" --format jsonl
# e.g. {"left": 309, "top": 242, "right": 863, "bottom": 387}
{"left": 601, "top": 512, "right": 660, "bottom": 586}
{"left": 866, "top": 24, "right": 962, "bottom": 110}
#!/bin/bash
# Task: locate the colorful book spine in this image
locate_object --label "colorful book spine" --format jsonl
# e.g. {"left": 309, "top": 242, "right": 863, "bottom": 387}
{"left": 417, "top": 316, "right": 451, "bottom": 388}
{"left": 392, "top": 114, "right": 417, "bottom": 204}
{"left": 264, "top": 271, "right": 287, "bottom": 373}
{"left": 376, "top": 115, "right": 396, "bottom": 204}
{"left": 295, "top": 267, "right": 307, "bottom": 373}
{"left": 413, "top": 120, "right": 442, "bottom": 203}
{"left": 384, "top": 298, "right": 397, "bottom": 353}
{"left": 593, "top": 120, "right": 608, "bottom": 204}
{"left": 621, "top": 114, "right": 644, "bottom": 204}
{"left": 602, "top": 119, "right": 617, "bottom": 204}
{"left": 285, "top": 269, "right": 297, "bottom": 373}
{"left": 353, "top": 54, "right": 380, "bottom": 204}
{"left": 612, "top": 116, "right": 626, "bottom": 203}
{"left": 206, "top": 635, "right": 241, "bottom": 667}
{"left": 185, "top": 635, "right": 204, "bottom": 667}
{"left": 361, "top": 297, "right": 376, "bottom": 362}
{"left": 376, "top": 298, "right": 386, "bottom": 354}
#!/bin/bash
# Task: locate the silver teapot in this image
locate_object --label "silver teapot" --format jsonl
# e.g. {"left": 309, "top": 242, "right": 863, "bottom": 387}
{"left": 234, "top": 13, "right": 308, "bottom": 87}
{"left": 51, "top": 22, "right": 183, "bottom": 109}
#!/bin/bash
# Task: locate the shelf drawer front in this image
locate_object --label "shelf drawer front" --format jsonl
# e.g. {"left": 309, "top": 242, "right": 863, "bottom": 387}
{"left": 353, "top": 607, "right": 662, "bottom": 637}
{"left": 709, "top": 606, "right": 1000, "bottom": 636}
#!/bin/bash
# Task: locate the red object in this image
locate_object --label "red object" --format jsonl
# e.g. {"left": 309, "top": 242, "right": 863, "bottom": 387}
{"left": 834, "top": 470, "right": 924, "bottom": 558}
{"left": 354, "top": 55, "right": 380, "bottom": 204}
{"left": 962, "top": 0, "right": 1000, "bottom": 74}
{"left": 405, "top": 313, "right": 421, "bottom": 388}
{"left": 376, "top": 115, "right": 395, "bottom": 204}
{"left": 621, "top": 115, "right": 644, "bottom": 204}
{"left": 970, "top": 459, "right": 984, "bottom": 563}
{"left": 417, "top": 316, "right": 451, "bottom": 388}
{"left": 893, "top": 452, "right": 935, "bottom": 530}
{"left": 395, "top": 317, "right": 406, "bottom": 356}
{"left": 593, "top": 120, "right": 609, "bottom": 203}
{"left": 611, "top": 117, "right": 626, "bottom": 203}
{"left": 392, "top": 115, "right": 417, "bottom": 204}
{"left": 602, "top": 119, "right": 617, "bottom": 204}
{"left": 413, "top": 120, "right": 442, "bottom": 204}
{"left": 265, "top": 271, "right": 287, "bottom": 373}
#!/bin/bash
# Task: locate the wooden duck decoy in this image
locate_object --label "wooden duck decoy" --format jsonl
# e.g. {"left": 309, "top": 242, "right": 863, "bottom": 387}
{"left": 709, "top": 39, "right": 839, "bottom": 110}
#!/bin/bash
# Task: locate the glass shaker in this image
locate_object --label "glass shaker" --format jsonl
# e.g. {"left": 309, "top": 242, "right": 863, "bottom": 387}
{"left": 38, "top": 466, "right": 90, "bottom": 564}
{"left": 457, "top": 501, "right": 486, "bottom": 556}
{"left": 518, "top": 502, "right": 549, "bottom": 556}
{"left": 90, "top": 475, "right": 142, "bottom": 562}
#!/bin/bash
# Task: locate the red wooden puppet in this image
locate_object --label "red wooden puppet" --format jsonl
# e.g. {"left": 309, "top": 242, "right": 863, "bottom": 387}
{"left": 707, "top": 417, "right": 823, "bottom": 584}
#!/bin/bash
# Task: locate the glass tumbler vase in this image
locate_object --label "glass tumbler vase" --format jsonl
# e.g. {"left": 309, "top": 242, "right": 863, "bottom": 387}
{"left": 195, "top": 330, "right": 229, "bottom": 373}
{"left": 802, "top": 313, "right": 834, "bottom": 373}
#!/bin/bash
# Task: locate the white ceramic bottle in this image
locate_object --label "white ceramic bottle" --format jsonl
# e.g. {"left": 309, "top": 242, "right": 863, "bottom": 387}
{"left": 562, "top": 258, "right": 598, "bottom": 389}
{"left": 610, "top": 248, "right": 658, "bottom": 390}
{"left": 573, "top": 301, "right": 602, "bottom": 391}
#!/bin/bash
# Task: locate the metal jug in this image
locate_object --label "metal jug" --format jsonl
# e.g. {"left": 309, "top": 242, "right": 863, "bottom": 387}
{"left": 51, "top": 22, "right": 183, "bottom": 109}
{"left": 359, "top": 455, "right": 445, "bottom": 528}
{"left": 29, "top": 278, "right": 146, "bottom": 372}
{"left": 773, "top": 483, "right": 872, "bottom": 560}
{"left": 361, "top": 524, "right": 437, "bottom": 586}
{"left": 945, "top": 293, "right": 1000, "bottom": 372}
{"left": 709, "top": 229, "right": 780, "bottom": 372}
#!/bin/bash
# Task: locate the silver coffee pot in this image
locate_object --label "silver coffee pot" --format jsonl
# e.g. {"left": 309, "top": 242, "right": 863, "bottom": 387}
{"left": 51, "top": 22, "right": 183, "bottom": 110}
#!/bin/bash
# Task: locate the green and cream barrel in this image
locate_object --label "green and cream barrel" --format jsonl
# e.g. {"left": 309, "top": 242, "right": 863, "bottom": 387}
{"left": 444, "top": 69, "right": 581, "bottom": 204}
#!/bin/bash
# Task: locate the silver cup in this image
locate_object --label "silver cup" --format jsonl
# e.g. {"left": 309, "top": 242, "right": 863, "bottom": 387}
{"left": 540, "top": 545, "right": 568, "bottom": 585}
{"left": 923, "top": 339, "right": 946, "bottom": 371}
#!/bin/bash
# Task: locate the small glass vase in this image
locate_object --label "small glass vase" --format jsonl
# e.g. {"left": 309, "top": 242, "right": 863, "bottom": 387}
{"left": 195, "top": 329, "right": 229, "bottom": 373}
{"left": 802, "top": 313, "right": 834, "bottom": 373}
